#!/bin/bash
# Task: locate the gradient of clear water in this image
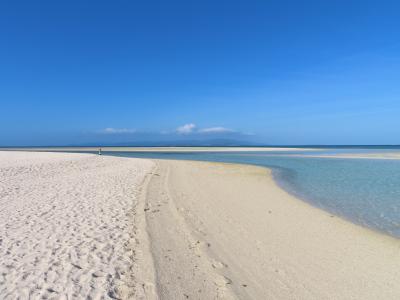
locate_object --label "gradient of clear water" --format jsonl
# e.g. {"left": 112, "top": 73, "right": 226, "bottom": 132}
{"left": 106, "top": 150, "right": 400, "bottom": 238}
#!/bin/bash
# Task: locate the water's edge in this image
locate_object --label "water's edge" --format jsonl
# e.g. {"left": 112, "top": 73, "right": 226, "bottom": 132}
{"left": 104, "top": 151, "right": 400, "bottom": 240}
{"left": 5, "top": 149, "right": 398, "bottom": 239}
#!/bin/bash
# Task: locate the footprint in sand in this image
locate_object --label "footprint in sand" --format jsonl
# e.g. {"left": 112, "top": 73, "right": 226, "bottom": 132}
{"left": 211, "top": 260, "right": 228, "bottom": 269}
{"left": 214, "top": 275, "right": 233, "bottom": 287}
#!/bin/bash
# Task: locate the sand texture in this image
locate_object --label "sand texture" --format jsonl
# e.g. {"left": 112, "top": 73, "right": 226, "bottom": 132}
{"left": 145, "top": 159, "right": 400, "bottom": 299}
{"left": 0, "top": 152, "right": 154, "bottom": 299}
{"left": 3, "top": 151, "right": 400, "bottom": 300}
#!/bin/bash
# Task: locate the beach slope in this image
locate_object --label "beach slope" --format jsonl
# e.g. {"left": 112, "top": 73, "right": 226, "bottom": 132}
{"left": 145, "top": 159, "right": 400, "bottom": 299}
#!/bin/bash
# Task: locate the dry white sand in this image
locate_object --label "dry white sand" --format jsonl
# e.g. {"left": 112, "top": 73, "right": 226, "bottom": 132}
{"left": 0, "top": 152, "right": 155, "bottom": 299}
{"left": 145, "top": 159, "right": 400, "bottom": 299}
{"left": 3, "top": 151, "right": 400, "bottom": 299}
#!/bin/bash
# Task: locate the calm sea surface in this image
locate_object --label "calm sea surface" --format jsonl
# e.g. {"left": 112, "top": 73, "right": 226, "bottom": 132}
{"left": 103, "top": 149, "right": 400, "bottom": 238}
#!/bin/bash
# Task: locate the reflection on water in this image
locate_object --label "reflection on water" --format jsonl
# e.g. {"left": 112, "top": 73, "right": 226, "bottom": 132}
{"left": 105, "top": 149, "right": 400, "bottom": 238}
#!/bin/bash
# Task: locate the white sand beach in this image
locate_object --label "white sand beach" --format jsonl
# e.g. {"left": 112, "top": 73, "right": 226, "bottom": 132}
{"left": 0, "top": 146, "right": 316, "bottom": 153}
{"left": 2, "top": 151, "right": 400, "bottom": 299}
{"left": 145, "top": 159, "right": 400, "bottom": 299}
{"left": 0, "top": 152, "right": 155, "bottom": 299}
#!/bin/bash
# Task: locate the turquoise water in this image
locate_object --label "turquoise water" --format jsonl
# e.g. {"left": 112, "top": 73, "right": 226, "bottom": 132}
{"left": 106, "top": 150, "right": 400, "bottom": 238}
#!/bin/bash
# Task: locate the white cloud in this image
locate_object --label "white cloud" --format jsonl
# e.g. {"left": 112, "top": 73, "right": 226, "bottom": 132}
{"left": 176, "top": 124, "right": 237, "bottom": 135}
{"left": 198, "top": 127, "right": 234, "bottom": 133}
{"left": 100, "top": 127, "right": 136, "bottom": 134}
{"left": 176, "top": 123, "right": 196, "bottom": 134}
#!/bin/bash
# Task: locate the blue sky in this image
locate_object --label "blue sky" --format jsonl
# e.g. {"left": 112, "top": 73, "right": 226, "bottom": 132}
{"left": 1, "top": 0, "right": 400, "bottom": 145}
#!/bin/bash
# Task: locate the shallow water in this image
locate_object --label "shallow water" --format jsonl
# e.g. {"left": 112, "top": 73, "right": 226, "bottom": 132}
{"left": 106, "top": 149, "right": 400, "bottom": 238}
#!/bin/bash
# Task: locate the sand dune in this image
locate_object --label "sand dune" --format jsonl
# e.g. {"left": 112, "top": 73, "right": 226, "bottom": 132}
{"left": 0, "top": 152, "right": 154, "bottom": 299}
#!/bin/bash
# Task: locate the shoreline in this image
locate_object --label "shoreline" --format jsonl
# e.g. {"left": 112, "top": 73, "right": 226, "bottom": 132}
{"left": 4, "top": 147, "right": 400, "bottom": 160}
{"left": 144, "top": 159, "right": 400, "bottom": 299}
{"left": 3, "top": 151, "right": 400, "bottom": 298}
{"left": 0, "top": 146, "right": 318, "bottom": 152}
{"left": 269, "top": 165, "right": 395, "bottom": 240}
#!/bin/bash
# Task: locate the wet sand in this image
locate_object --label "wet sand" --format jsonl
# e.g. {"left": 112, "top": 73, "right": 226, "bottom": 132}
{"left": 144, "top": 159, "right": 400, "bottom": 299}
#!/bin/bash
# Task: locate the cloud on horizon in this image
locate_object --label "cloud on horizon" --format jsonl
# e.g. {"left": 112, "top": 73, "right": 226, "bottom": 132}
{"left": 94, "top": 124, "right": 248, "bottom": 140}
{"left": 99, "top": 127, "right": 137, "bottom": 134}
{"left": 176, "top": 123, "right": 196, "bottom": 134}
{"left": 79, "top": 124, "right": 258, "bottom": 146}
{"left": 176, "top": 123, "right": 235, "bottom": 135}
{"left": 198, "top": 126, "right": 235, "bottom": 133}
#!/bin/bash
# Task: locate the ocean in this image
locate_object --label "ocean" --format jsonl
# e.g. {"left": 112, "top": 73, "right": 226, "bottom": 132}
{"left": 105, "top": 148, "right": 400, "bottom": 238}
